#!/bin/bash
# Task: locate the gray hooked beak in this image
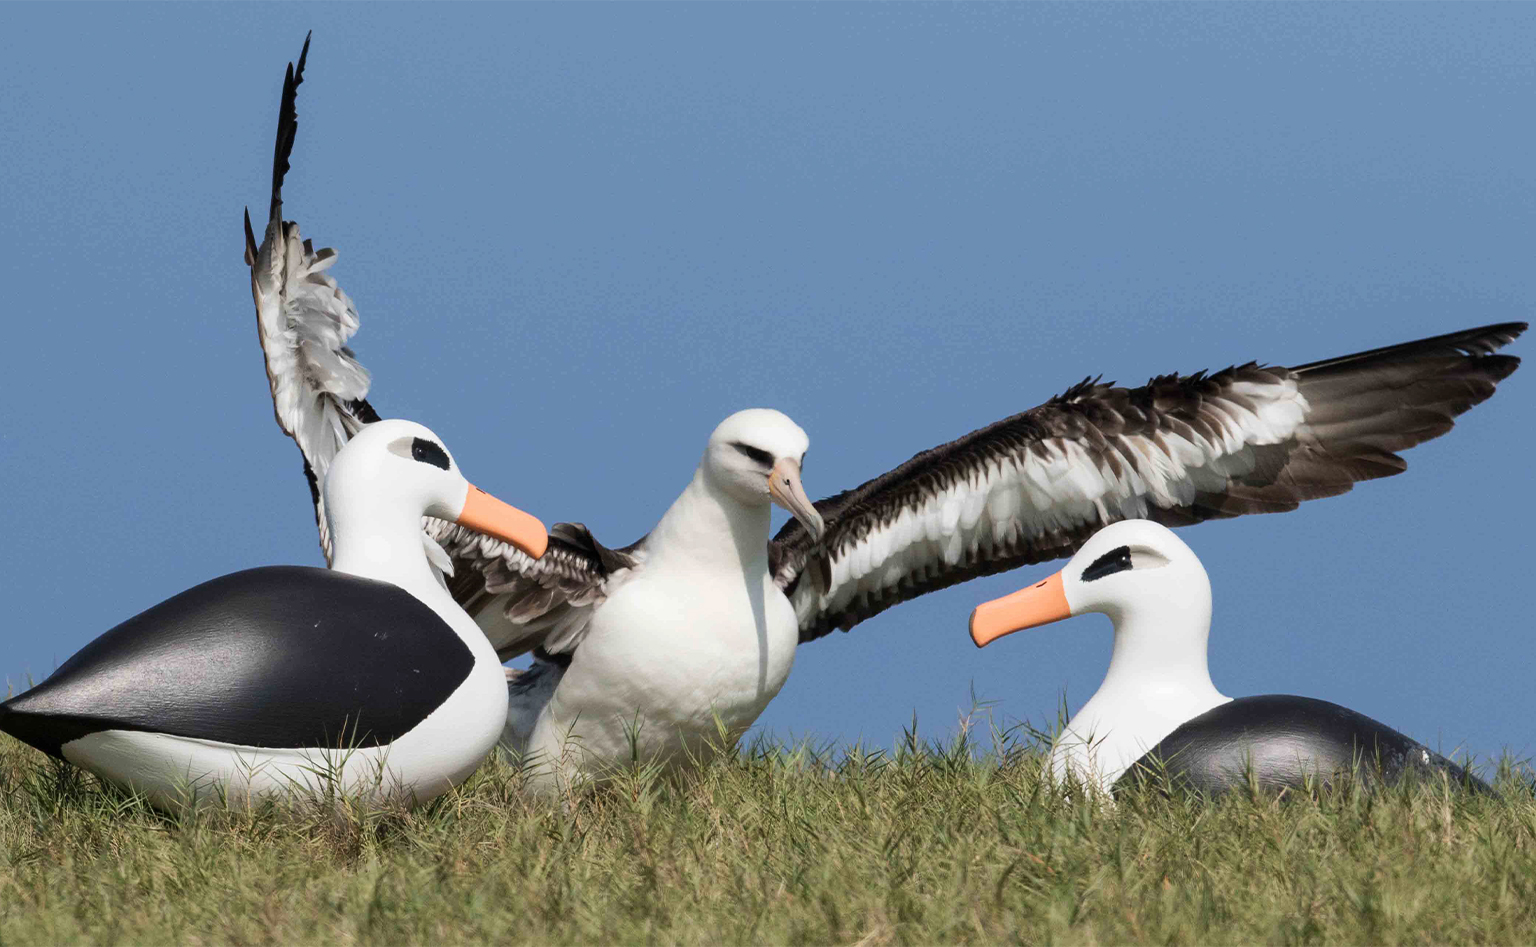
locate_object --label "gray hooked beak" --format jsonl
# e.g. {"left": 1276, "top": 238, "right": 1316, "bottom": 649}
{"left": 768, "top": 457, "right": 824, "bottom": 541}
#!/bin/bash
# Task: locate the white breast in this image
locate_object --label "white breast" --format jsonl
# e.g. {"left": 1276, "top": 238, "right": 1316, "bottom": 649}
{"left": 517, "top": 563, "right": 798, "bottom": 790}
{"left": 1052, "top": 687, "right": 1232, "bottom": 791}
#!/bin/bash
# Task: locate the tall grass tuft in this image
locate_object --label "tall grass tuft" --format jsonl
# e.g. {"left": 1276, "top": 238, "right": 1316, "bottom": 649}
{"left": 1, "top": 728, "right": 1531, "bottom": 944}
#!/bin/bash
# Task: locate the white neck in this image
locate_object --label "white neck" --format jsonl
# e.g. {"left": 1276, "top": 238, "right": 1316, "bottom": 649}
{"left": 327, "top": 490, "right": 455, "bottom": 613}
{"left": 1095, "top": 597, "right": 1220, "bottom": 698}
{"left": 646, "top": 467, "right": 771, "bottom": 577}
{"left": 326, "top": 499, "right": 498, "bottom": 671}
{"left": 1056, "top": 578, "right": 1229, "bottom": 789}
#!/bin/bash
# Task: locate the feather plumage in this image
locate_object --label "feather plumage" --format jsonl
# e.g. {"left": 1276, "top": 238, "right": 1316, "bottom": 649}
{"left": 426, "top": 520, "right": 642, "bottom": 660}
{"left": 244, "top": 33, "right": 378, "bottom": 562}
{"left": 243, "top": 36, "right": 638, "bottom": 660}
{"left": 773, "top": 323, "right": 1523, "bottom": 642}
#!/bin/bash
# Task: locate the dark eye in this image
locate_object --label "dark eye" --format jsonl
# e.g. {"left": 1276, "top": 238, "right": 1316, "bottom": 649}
{"left": 411, "top": 437, "right": 451, "bottom": 471}
{"left": 1081, "top": 545, "right": 1132, "bottom": 583}
{"left": 731, "top": 441, "right": 774, "bottom": 467}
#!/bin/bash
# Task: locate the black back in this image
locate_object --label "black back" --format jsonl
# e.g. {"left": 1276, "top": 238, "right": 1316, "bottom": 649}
{"left": 0, "top": 566, "right": 473, "bottom": 758}
{"left": 1117, "top": 694, "right": 1491, "bottom": 796}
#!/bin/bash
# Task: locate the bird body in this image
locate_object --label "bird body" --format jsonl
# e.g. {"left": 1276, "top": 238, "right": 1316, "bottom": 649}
{"left": 515, "top": 564, "right": 798, "bottom": 786}
{"left": 504, "top": 411, "right": 808, "bottom": 791}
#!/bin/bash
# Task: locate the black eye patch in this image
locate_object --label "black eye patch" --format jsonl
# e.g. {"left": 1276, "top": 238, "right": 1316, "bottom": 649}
{"left": 730, "top": 441, "right": 775, "bottom": 467}
{"left": 411, "top": 438, "right": 452, "bottom": 471}
{"left": 1081, "top": 545, "right": 1132, "bottom": 582}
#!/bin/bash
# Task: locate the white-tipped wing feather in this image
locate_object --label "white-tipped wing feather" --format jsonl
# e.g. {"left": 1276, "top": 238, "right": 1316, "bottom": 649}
{"left": 430, "top": 520, "right": 643, "bottom": 661}
{"left": 244, "top": 33, "right": 379, "bottom": 562}
{"left": 772, "top": 323, "right": 1524, "bottom": 642}
{"left": 244, "top": 35, "right": 633, "bottom": 660}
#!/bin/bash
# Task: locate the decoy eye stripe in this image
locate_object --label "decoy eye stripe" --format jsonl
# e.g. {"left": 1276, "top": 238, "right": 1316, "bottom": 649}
{"left": 411, "top": 438, "right": 452, "bottom": 471}
{"left": 731, "top": 442, "right": 775, "bottom": 467}
{"left": 1082, "top": 545, "right": 1133, "bottom": 582}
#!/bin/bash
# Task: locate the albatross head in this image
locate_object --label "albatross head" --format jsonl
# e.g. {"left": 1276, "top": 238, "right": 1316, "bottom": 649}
{"left": 325, "top": 419, "right": 549, "bottom": 560}
{"left": 702, "top": 409, "right": 824, "bottom": 540}
{"left": 968, "top": 520, "right": 1210, "bottom": 648}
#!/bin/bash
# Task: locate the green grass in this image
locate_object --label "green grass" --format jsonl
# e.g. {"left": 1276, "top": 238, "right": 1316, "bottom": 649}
{"left": 1, "top": 726, "right": 1533, "bottom": 946}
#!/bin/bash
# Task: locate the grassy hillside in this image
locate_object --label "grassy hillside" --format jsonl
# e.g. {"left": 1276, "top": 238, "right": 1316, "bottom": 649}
{"left": 0, "top": 728, "right": 1531, "bottom": 945}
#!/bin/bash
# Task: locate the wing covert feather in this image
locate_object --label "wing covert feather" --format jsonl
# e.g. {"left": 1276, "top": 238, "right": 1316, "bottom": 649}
{"left": 428, "top": 519, "right": 643, "bottom": 661}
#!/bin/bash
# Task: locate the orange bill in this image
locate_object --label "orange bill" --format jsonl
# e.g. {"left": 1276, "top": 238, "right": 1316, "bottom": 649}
{"left": 969, "top": 571, "right": 1071, "bottom": 647}
{"left": 457, "top": 483, "right": 549, "bottom": 560}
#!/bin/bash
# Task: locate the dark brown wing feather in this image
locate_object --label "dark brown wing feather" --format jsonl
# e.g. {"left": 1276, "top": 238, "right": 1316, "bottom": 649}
{"left": 243, "top": 37, "right": 640, "bottom": 660}
{"left": 776, "top": 322, "right": 1523, "bottom": 643}
{"left": 429, "top": 520, "right": 643, "bottom": 661}
{"left": 245, "top": 34, "right": 381, "bottom": 562}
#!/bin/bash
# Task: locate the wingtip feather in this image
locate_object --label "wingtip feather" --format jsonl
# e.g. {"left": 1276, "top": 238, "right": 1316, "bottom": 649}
{"left": 1291, "top": 321, "right": 1528, "bottom": 375}
{"left": 243, "top": 207, "right": 257, "bottom": 266}
{"left": 268, "top": 33, "right": 310, "bottom": 224}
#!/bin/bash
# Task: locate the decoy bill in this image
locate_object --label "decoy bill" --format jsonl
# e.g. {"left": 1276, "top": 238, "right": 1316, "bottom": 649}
{"left": 0, "top": 420, "right": 548, "bottom": 809}
{"left": 246, "top": 36, "right": 1523, "bottom": 794}
{"left": 970, "top": 519, "right": 1490, "bottom": 795}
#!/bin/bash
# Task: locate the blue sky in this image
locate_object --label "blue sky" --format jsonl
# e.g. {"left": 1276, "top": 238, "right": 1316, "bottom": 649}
{"left": 1, "top": 4, "right": 1531, "bottom": 768}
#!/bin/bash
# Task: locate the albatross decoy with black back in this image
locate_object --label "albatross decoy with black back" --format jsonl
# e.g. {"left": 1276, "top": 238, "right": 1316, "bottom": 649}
{"left": 969, "top": 520, "right": 1491, "bottom": 796}
{"left": 0, "top": 419, "right": 548, "bottom": 809}
{"left": 245, "top": 35, "right": 1524, "bottom": 793}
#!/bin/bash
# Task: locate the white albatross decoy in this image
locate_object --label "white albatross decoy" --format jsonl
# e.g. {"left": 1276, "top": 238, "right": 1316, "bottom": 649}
{"left": 970, "top": 520, "right": 1490, "bottom": 795}
{"left": 0, "top": 420, "right": 548, "bottom": 809}
{"left": 245, "top": 37, "right": 1523, "bottom": 793}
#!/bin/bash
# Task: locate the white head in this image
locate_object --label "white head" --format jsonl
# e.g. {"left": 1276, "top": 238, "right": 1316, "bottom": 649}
{"left": 700, "top": 408, "right": 824, "bottom": 539}
{"left": 969, "top": 520, "right": 1211, "bottom": 650}
{"left": 324, "top": 419, "right": 548, "bottom": 560}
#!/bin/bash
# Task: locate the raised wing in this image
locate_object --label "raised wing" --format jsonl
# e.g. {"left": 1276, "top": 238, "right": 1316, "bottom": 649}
{"left": 242, "top": 38, "right": 639, "bottom": 662}
{"left": 244, "top": 33, "right": 379, "bottom": 562}
{"left": 429, "top": 520, "right": 644, "bottom": 661}
{"left": 774, "top": 322, "right": 1525, "bottom": 642}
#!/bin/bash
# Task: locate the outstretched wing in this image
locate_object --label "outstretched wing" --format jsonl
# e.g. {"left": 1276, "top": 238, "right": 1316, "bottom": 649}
{"left": 774, "top": 322, "right": 1524, "bottom": 643}
{"left": 429, "top": 520, "right": 645, "bottom": 661}
{"left": 244, "top": 33, "right": 379, "bottom": 563}
{"left": 242, "top": 37, "right": 637, "bottom": 661}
